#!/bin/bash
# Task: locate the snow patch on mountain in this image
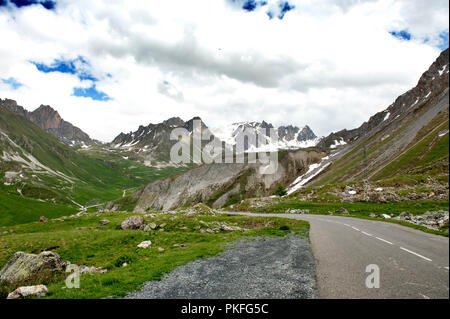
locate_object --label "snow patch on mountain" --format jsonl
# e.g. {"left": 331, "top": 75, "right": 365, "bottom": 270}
{"left": 287, "top": 160, "right": 331, "bottom": 195}
{"left": 329, "top": 138, "right": 347, "bottom": 149}
{"left": 209, "top": 121, "right": 319, "bottom": 152}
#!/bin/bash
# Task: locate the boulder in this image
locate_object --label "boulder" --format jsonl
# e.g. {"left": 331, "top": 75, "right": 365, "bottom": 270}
{"left": 338, "top": 207, "right": 349, "bottom": 215}
{"left": 137, "top": 241, "right": 152, "bottom": 249}
{"left": 98, "top": 219, "right": 110, "bottom": 226}
{"left": 77, "top": 265, "right": 107, "bottom": 274}
{"left": 39, "top": 216, "right": 48, "bottom": 223}
{"left": 0, "top": 251, "right": 65, "bottom": 285}
{"left": 121, "top": 216, "right": 144, "bottom": 230}
{"left": 7, "top": 285, "right": 48, "bottom": 299}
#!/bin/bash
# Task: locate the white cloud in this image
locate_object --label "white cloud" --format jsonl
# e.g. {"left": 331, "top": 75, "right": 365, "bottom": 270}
{"left": 0, "top": 0, "right": 448, "bottom": 141}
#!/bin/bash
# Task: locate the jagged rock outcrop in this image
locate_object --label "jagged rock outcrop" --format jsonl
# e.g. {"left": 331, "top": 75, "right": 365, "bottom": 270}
{"left": 111, "top": 116, "right": 215, "bottom": 161}
{"left": 0, "top": 99, "right": 97, "bottom": 146}
{"left": 278, "top": 125, "right": 316, "bottom": 142}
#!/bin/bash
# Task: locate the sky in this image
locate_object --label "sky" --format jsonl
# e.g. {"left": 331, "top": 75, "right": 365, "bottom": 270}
{"left": 0, "top": 0, "right": 448, "bottom": 142}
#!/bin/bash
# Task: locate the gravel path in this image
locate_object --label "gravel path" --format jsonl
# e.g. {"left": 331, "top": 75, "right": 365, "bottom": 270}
{"left": 125, "top": 234, "right": 317, "bottom": 299}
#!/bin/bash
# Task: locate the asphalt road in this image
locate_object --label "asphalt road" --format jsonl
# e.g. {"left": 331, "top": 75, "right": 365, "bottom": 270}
{"left": 227, "top": 212, "right": 449, "bottom": 299}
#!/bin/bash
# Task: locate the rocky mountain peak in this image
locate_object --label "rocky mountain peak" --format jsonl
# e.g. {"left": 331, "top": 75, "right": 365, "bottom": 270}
{"left": 29, "top": 105, "right": 63, "bottom": 130}
{"left": 0, "top": 99, "right": 97, "bottom": 147}
{"left": 163, "top": 117, "right": 185, "bottom": 127}
{"left": 184, "top": 116, "right": 208, "bottom": 132}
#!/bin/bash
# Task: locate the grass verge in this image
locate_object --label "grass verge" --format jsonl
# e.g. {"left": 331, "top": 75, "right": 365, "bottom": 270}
{"left": 0, "top": 211, "right": 309, "bottom": 298}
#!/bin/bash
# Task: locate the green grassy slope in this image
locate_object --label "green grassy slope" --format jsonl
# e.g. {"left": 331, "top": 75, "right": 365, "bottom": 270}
{"left": 0, "top": 211, "right": 309, "bottom": 298}
{"left": 313, "top": 105, "right": 449, "bottom": 187}
{"left": 0, "top": 107, "right": 191, "bottom": 226}
{"left": 373, "top": 118, "right": 449, "bottom": 180}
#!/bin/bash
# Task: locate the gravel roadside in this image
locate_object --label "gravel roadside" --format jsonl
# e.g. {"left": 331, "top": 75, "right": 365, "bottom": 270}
{"left": 125, "top": 234, "right": 317, "bottom": 299}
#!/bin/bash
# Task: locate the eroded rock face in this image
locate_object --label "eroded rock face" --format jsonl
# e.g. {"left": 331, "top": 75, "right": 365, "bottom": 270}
{"left": 121, "top": 149, "right": 322, "bottom": 212}
{"left": 0, "top": 251, "right": 65, "bottom": 285}
{"left": 120, "top": 216, "right": 144, "bottom": 230}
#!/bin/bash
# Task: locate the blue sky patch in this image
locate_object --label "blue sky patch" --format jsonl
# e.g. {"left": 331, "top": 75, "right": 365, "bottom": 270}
{"left": 230, "top": 0, "right": 267, "bottom": 12}
{"left": 72, "top": 85, "right": 111, "bottom": 101}
{"left": 32, "top": 56, "right": 97, "bottom": 82}
{"left": 390, "top": 30, "right": 412, "bottom": 41}
{"left": 1, "top": 77, "right": 23, "bottom": 89}
{"left": 267, "top": 1, "right": 295, "bottom": 20}
{"left": 0, "top": 0, "right": 56, "bottom": 9}
{"left": 438, "top": 31, "right": 449, "bottom": 50}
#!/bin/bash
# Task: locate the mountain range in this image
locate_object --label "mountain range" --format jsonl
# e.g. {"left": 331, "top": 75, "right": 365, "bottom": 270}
{"left": 111, "top": 48, "right": 449, "bottom": 212}
{"left": 0, "top": 48, "right": 448, "bottom": 216}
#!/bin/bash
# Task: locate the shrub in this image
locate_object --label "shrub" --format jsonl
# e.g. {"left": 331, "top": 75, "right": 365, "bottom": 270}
{"left": 274, "top": 185, "right": 287, "bottom": 197}
{"left": 114, "top": 255, "right": 135, "bottom": 268}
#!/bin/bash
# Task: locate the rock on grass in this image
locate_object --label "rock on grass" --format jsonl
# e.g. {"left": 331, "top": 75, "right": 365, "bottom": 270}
{"left": 7, "top": 284, "right": 48, "bottom": 299}
{"left": 0, "top": 251, "right": 64, "bottom": 285}
{"left": 121, "top": 216, "right": 144, "bottom": 230}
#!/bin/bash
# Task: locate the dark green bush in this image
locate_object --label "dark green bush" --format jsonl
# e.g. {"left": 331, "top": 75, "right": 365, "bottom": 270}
{"left": 114, "top": 255, "right": 135, "bottom": 268}
{"left": 274, "top": 185, "right": 287, "bottom": 197}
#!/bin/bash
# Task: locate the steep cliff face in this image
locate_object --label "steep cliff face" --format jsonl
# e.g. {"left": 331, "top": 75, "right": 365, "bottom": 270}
{"left": 108, "top": 149, "right": 323, "bottom": 212}
{"left": 0, "top": 99, "right": 97, "bottom": 147}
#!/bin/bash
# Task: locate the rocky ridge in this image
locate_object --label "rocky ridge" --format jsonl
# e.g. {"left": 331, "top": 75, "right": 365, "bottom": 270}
{"left": 0, "top": 99, "right": 97, "bottom": 147}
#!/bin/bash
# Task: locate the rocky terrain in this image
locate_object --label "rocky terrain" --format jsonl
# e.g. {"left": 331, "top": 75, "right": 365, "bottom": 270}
{"left": 107, "top": 149, "right": 324, "bottom": 212}
{"left": 294, "top": 181, "right": 449, "bottom": 203}
{"left": 0, "top": 99, "right": 97, "bottom": 147}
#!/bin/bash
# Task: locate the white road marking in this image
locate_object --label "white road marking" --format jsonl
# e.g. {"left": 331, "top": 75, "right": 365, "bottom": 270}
{"left": 375, "top": 237, "right": 393, "bottom": 245}
{"left": 444, "top": 266, "right": 449, "bottom": 270}
{"left": 400, "top": 247, "right": 432, "bottom": 262}
{"left": 351, "top": 226, "right": 360, "bottom": 231}
{"left": 361, "top": 231, "right": 373, "bottom": 237}
{"left": 343, "top": 223, "right": 350, "bottom": 227}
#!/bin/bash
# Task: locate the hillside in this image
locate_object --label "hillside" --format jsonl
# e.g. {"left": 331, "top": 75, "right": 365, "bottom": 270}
{"left": 0, "top": 99, "right": 97, "bottom": 147}
{"left": 0, "top": 106, "right": 190, "bottom": 226}
{"left": 303, "top": 48, "right": 449, "bottom": 187}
